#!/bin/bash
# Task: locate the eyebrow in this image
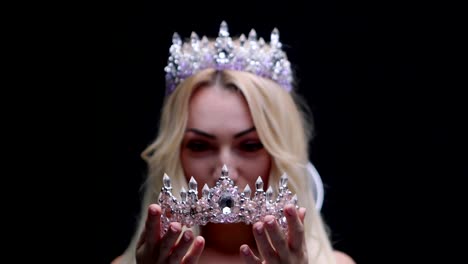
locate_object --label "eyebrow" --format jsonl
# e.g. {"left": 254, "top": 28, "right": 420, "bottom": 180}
{"left": 186, "top": 127, "right": 256, "bottom": 139}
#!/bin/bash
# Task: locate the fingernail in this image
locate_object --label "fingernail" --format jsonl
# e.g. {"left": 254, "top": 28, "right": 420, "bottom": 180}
{"left": 255, "top": 224, "right": 263, "bottom": 235}
{"left": 149, "top": 205, "right": 158, "bottom": 215}
{"left": 196, "top": 236, "right": 204, "bottom": 245}
{"left": 184, "top": 231, "right": 192, "bottom": 242}
{"left": 267, "top": 217, "right": 275, "bottom": 225}
{"left": 286, "top": 206, "right": 295, "bottom": 216}
{"left": 170, "top": 224, "right": 179, "bottom": 233}
{"left": 241, "top": 246, "right": 249, "bottom": 256}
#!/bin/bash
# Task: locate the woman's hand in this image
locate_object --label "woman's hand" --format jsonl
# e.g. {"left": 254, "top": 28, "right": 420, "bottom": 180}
{"left": 136, "top": 204, "right": 205, "bottom": 264}
{"left": 240, "top": 204, "right": 307, "bottom": 264}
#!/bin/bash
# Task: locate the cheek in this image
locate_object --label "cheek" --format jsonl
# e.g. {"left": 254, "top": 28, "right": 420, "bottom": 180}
{"left": 240, "top": 152, "right": 272, "bottom": 188}
{"left": 181, "top": 150, "right": 213, "bottom": 186}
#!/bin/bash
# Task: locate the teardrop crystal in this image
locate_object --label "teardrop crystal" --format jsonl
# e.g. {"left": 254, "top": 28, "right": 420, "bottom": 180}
{"left": 243, "top": 184, "right": 251, "bottom": 198}
{"left": 266, "top": 186, "right": 273, "bottom": 201}
{"left": 219, "top": 21, "right": 229, "bottom": 37}
{"left": 163, "top": 173, "right": 171, "bottom": 188}
{"left": 255, "top": 176, "right": 263, "bottom": 190}
{"left": 180, "top": 187, "right": 187, "bottom": 201}
{"left": 221, "top": 164, "right": 229, "bottom": 177}
{"left": 202, "top": 184, "right": 210, "bottom": 198}
{"left": 189, "top": 176, "right": 197, "bottom": 191}
{"left": 280, "top": 173, "right": 288, "bottom": 188}
{"left": 172, "top": 32, "right": 182, "bottom": 45}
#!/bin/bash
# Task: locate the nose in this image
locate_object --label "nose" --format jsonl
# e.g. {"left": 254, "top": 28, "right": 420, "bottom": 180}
{"left": 213, "top": 148, "right": 239, "bottom": 181}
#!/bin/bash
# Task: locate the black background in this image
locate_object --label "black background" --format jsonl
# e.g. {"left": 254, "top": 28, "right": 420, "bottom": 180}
{"left": 102, "top": 0, "right": 463, "bottom": 263}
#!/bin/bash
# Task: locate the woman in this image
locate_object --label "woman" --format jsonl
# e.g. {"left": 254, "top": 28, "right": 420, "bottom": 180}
{"left": 114, "top": 22, "right": 355, "bottom": 264}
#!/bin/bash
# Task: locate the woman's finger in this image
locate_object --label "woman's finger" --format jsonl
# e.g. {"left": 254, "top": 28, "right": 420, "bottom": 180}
{"left": 158, "top": 222, "right": 182, "bottom": 261}
{"left": 137, "top": 204, "right": 161, "bottom": 253}
{"left": 298, "top": 207, "right": 306, "bottom": 224}
{"left": 182, "top": 236, "right": 205, "bottom": 264}
{"left": 240, "top": 244, "right": 262, "bottom": 264}
{"left": 168, "top": 229, "right": 194, "bottom": 264}
{"left": 252, "top": 222, "right": 279, "bottom": 264}
{"left": 285, "top": 204, "right": 305, "bottom": 252}
{"left": 264, "top": 215, "right": 288, "bottom": 260}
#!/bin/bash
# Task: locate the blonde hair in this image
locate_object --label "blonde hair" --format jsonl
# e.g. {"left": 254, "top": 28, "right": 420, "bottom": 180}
{"left": 120, "top": 69, "right": 336, "bottom": 263}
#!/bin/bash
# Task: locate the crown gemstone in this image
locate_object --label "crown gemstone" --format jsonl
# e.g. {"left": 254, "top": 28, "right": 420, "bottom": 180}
{"left": 221, "top": 164, "right": 229, "bottom": 178}
{"left": 163, "top": 173, "right": 171, "bottom": 189}
{"left": 255, "top": 176, "right": 264, "bottom": 191}
{"left": 280, "top": 173, "right": 288, "bottom": 188}
{"left": 219, "top": 193, "right": 234, "bottom": 214}
{"left": 189, "top": 176, "right": 198, "bottom": 191}
{"left": 243, "top": 184, "right": 251, "bottom": 198}
{"left": 202, "top": 184, "right": 210, "bottom": 198}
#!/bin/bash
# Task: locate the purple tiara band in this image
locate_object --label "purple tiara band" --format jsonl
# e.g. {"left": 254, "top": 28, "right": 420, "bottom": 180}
{"left": 164, "top": 21, "right": 294, "bottom": 95}
{"left": 158, "top": 165, "right": 298, "bottom": 236}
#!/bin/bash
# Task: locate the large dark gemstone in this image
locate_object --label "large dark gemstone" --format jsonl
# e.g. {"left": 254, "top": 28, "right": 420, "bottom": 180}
{"left": 218, "top": 193, "right": 234, "bottom": 208}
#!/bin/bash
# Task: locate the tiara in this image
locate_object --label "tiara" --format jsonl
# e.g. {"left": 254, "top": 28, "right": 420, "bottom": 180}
{"left": 164, "top": 21, "right": 293, "bottom": 95}
{"left": 158, "top": 165, "right": 298, "bottom": 236}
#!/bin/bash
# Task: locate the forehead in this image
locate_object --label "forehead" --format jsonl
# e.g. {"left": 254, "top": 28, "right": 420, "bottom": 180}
{"left": 187, "top": 86, "right": 254, "bottom": 131}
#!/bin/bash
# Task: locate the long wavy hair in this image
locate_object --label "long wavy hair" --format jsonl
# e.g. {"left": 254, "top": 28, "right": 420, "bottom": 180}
{"left": 120, "top": 68, "right": 336, "bottom": 263}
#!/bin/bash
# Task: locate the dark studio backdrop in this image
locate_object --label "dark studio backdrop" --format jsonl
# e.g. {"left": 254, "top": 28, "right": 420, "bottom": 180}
{"left": 106, "top": 0, "right": 458, "bottom": 263}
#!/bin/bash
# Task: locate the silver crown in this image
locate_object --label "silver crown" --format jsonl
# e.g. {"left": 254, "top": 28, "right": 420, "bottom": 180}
{"left": 164, "top": 21, "right": 293, "bottom": 95}
{"left": 158, "top": 164, "right": 298, "bottom": 236}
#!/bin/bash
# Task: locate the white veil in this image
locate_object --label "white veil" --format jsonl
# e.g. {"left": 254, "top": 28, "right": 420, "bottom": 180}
{"left": 307, "top": 161, "right": 324, "bottom": 211}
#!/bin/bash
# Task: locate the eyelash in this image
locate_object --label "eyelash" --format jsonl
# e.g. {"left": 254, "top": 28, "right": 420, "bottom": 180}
{"left": 239, "top": 141, "right": 264, "bottom": 152}
{"left": 186, "top": 141, "right": 211, "bottom": 152}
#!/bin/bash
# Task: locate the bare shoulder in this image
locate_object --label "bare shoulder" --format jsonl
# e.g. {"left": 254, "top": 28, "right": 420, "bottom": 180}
{"left": 334, "top": 250, "right": 356, "bottom": 264}
{"left": 111, "top": 255, "right": 122, "bottom": 264}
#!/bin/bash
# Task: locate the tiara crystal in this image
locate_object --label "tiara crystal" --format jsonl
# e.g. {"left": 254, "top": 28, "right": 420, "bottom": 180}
{"left": 164, "top": 21, "right": 293, "bottom": 95}
{"left": 158, "top": 165, "right": 298, "bottom": 236}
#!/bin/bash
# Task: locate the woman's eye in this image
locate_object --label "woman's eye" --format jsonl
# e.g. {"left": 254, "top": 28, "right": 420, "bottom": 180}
{"left": 240, "top": 141, "right": 264, "bottom": 152}
{"left": 186, "top": 141, "right": 210, "bottom": 152}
